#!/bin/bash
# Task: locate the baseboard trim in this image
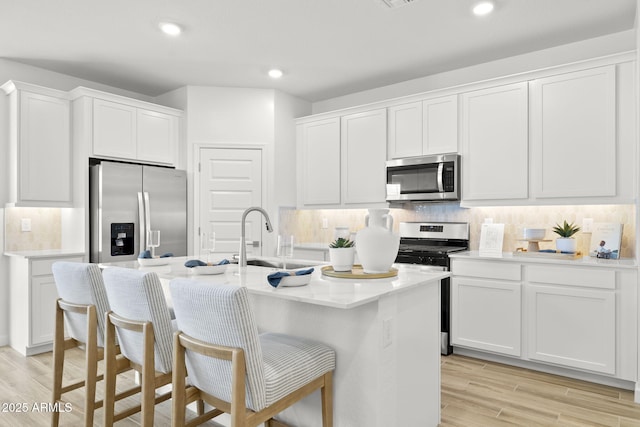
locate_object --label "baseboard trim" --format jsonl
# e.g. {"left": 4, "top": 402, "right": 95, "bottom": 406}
{"left": 452, "top": 347, "right": 635, "bottom": 391}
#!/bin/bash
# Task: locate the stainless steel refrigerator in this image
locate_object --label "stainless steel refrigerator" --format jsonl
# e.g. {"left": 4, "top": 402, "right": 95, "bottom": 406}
{"left": 90, "top": 161, "right": 187, "bottom": 263}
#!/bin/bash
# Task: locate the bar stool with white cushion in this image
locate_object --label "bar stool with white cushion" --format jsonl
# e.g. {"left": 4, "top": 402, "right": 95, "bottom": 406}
{"left": 50, "top": 261, "right": 136, "bottom": 427}
{"left": 101, "top": 267, "right": 179, "bottom": 427}
{"left": 170, "top": 279, "right": 336, "bottom": 427}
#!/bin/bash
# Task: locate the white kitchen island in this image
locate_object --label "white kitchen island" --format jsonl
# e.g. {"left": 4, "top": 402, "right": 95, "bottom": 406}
{"left": 101, "top": 257, "right": 447, "bottom": 427}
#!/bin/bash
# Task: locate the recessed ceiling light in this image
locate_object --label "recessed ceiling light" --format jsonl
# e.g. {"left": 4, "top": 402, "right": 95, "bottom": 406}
{"left": 159, "top": 22, "right": 182, "bottom": 36}
{"left": 268, "top": 69, "right": 283, "bottom": 79}
{"left": 472, "top": 1, "right": 494, "bottom": 16}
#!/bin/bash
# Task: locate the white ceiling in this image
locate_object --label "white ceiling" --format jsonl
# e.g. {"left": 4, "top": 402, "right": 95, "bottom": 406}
{"left": 1, "top": 0, "right": 636, "bottom": 102}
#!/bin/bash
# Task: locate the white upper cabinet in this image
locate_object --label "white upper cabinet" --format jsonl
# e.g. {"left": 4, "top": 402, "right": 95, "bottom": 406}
{"left": 461, "top": 82, "right": 529, "bottom": 202}
{"left": 2, "top": 81, "right": 72, "bottom": 207}
{"left": 422, "top": 95, "right": 458, "bottom": 155}
{"left": 297, "top": 109, "right": 387, "bottom": 208}
{"left": 297, "top": 118, "right": 341, "bottom": 207}
{"left": 387, "top": 101, "right": 423, "bottom": 159}
{"left": 136, "top": 108, "right": 179, "bottom": 164}
{"left": 72, "top": 88, "right": 182, "bottom": 166}
{"left": 530, "top": 65, "right": 616, "bottom": 199}
{"left": 341, "top": 109, "right": 387, "bottom": 205}
{"left": 93, "top": 99, "right": 137, "bottom": 159}
{"left": 387, "top": 95, "right": 457, "bottom": 159}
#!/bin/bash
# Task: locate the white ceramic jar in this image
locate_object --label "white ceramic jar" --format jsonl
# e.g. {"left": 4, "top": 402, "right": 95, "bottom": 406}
{"left": 355, "top": 209, "right": 400, "bottom": 274}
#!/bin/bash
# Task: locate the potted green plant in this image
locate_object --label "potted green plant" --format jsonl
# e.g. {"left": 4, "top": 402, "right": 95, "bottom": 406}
{"left": 329, "top": 237, "right": 355, "bottom": 272}
{"left": 552, "top": 220, "right": 580, "bottom": 253}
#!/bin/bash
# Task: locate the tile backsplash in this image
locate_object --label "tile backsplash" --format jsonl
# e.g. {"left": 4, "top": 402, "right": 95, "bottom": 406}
{"left": 280, "top": 203, "right": 636, "bottom": 259}
{"left": 4, "top": 207, "right": 62, "bottom": 252}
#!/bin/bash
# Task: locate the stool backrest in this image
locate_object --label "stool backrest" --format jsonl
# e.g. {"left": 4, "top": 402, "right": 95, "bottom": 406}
{"left": 170, "top": 279, "right": 266, "bottom": 411}
{"left": 51, "top": 262, "right": 110, "bottom": 347}
{"left": 102, "top": 267, "right": 174, "bottom": 374}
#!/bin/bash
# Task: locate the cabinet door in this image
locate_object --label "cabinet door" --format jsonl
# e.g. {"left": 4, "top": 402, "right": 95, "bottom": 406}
{"left": 30, "top": 275, "right": 58, "bottom": 346}
{"left": 531, "top": 66, "right": 616, "bottom": 198}
{"left": 298, "top": 118, "right": 341, "bottom": 206}
{"left": 423, "top": 95, "right": 458, "bottom": 155}
{"left": 341, "top": 109, "right": 387, "bottom": 205}
{"left": 18, "top": 91, "right": 71, "bottom": 205}
{"left": 137, "top": 109, "right": 178, "bottom": 165}
{"left": 461, "top": 82, "right": 528, "bottom": 201}
{"left": 526, "top": 284, "right": 615, "bottom": 374}
{"left": 451, "top": 276, "right": 521, "bottom": 356}
{"left": 388, "top": 102, "right": 422, "bottom": 159}
{"left": 92, "top": 98, "right": 137, "bottom": 159}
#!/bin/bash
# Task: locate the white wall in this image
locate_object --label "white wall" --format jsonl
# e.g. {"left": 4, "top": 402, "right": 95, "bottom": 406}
{"left": 312, "top": 30, "right": 636, "bottom": 114}
{"left": 162, "top": 86, "right": 310, "bottom": 256}
{"left": 273, "top": 91, "right": 311, "bottom": 209}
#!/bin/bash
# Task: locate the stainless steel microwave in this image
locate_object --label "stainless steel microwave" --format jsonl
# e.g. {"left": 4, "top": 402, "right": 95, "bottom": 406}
{"left": 386, "top": 154, "right": 460, "bottom": 202}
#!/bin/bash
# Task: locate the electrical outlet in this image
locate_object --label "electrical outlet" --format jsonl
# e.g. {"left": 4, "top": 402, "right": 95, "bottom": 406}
{"left": 382, "top": 318, "right": 393, "bottom": 348}
{"left": 582, "top": 218, "right": 594, "bottom": 233}
{"left": 322, "top": 218, "right": 328, "bottom": 229}
{"left": 21, "top": 218, "right": 31, "bottom": 232}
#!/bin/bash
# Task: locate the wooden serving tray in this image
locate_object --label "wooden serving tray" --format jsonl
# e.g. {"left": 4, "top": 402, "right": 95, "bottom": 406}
{"left": 321, "top": 265, "right": 398, "bottom": 279}
{"left": 512, "top": 250, "right": 583, "bottom": 260}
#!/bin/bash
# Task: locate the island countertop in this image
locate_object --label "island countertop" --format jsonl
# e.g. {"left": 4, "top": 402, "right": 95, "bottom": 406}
{"left": 99, "top": 256, "right": 449, "bottom": 309}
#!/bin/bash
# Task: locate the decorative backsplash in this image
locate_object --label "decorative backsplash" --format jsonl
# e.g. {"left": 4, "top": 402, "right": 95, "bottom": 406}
{"left": 4, "top": 207, "right": 61, "bottom": 252}
{"left": 280, "top": 203, "right": 636, "bottom": 259}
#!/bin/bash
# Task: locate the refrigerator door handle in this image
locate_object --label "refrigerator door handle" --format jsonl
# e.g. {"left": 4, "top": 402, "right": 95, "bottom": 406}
{"left": 138, "top": 192, "right": 146, "bottom": 254}
{"left": 144, "top": 191, "right": 152, "bottom": 237}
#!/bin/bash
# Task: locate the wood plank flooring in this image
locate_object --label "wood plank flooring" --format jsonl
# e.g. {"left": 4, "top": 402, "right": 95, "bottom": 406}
{"left": 1, "top": 345, "right": 639, "bottom": 426}
{"left": 441, "top": 354, "right": 640, "bottom": 427}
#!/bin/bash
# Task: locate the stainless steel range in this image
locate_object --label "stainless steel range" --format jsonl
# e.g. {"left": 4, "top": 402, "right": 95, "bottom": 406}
{"left": 395, "top": 222, "right": 469, "bottom": 355}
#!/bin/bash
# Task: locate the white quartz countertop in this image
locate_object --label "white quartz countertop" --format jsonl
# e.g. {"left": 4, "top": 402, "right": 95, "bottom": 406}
{"left": 451, "top": 251, "right": 638, "bottom": 269}
{"left": 4, "top": 249, "right": 86, "bottom": 259}
{"left": 100, "top": 256, "right": 449, "bottom": 309}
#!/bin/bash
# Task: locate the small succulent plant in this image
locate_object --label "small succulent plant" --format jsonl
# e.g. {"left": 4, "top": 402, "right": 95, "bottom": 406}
{"left": 329, "top": 237, "right": 355, "bottom": 248}
{"left": 552, "top": 220, "right": 580, "bottom": 238}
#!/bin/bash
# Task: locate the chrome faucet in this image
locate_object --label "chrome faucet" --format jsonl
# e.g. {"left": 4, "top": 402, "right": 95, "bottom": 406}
{"left": 239, "top": 207, "right": 273, "bottom": 267}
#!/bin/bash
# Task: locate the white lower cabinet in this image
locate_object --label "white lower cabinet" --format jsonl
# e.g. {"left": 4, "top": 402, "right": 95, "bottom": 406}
{"left": 451, "top": 260, "right": 522, "bottom": 356}
{"left": 526, "top": 284, "right": 615, "bottom": 374}
{"left": 9, "top": 254, "right": 85, "bottom": 356}
{"left": 451, "top": 257, "right": 637, "bottom": 382}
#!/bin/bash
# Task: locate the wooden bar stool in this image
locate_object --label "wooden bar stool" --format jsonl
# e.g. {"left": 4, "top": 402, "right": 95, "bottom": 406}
{"left": 101, "top": 267, "right": 181, "bottom": 427}
{"left": 170, "top": 278, "right": 336, "bottom": 427}
{"left": 51, "top": 262, "right": 137, "bottom": 427}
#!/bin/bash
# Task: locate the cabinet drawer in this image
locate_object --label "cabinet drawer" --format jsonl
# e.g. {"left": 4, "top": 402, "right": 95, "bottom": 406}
{"left": 452, "top": 259, "right": 521, "bottom": 281}
{"left": 31, "top": 256, "right": 84, "bottom": 276}
{"left": 527, "top": 265, "right": 615, "bottom": 290}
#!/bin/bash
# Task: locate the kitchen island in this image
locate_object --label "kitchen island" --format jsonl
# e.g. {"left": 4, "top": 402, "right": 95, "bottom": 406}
{"left": 101, "top": 257, "right": 447, "bottom": 427}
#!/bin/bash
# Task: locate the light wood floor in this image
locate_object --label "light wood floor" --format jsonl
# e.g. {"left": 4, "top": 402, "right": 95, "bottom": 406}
{"left": 441, "top": 354, "right": 640, "bottom": 426}
{"left": 1, "top": 345, "right": 639, "bottom": 426}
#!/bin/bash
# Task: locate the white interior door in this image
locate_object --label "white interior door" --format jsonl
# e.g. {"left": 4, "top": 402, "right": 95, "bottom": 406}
{"left": 199, "top": 147, "right": 263, "bottom": 257}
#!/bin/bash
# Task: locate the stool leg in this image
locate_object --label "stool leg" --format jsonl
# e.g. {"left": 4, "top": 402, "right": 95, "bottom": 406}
{"left": 83, "top": 306, "right": 98, "bottom": 427}
{"left": 321, "top": 371, "right": 333, "bottom": 427}
{"left": 141, "top": 322, "right": 156, "bottom": 427}
{"left": 51, "top": 301, "right": 64, "bottom": 427}
{"left": 103, "top": 312, "right": 117, "bottom": 427}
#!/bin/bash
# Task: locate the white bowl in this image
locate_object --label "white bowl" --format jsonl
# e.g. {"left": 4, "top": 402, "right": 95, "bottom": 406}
{"left": 275, "top": 271, "right": 312, "bottom": 287}
{"left": 190, "top": 264, "right": 228, "bottom": 275}
{"left": 523, "top": 228, "right": 546, "bottom": 240}
{"left": 137, "top": 257, "right": 171, "bottom": 267}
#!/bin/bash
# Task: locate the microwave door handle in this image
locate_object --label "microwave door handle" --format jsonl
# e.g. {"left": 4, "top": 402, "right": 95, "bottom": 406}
{"left": 437, "top": 163, "right": 444, "bottom": 192}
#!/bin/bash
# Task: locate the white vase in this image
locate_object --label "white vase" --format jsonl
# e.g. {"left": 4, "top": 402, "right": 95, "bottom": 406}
{"left": 329, "top": 247, "right": 355, "bottom": 272}
{"left": 556, "top": 237, "right": 577, "bottom": 253}
{"left": 355, "top": 209, "right": 400, "bottom": 274}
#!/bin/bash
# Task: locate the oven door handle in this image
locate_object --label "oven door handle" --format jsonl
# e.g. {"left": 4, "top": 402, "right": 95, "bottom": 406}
{"left": 437, "top": 162, "right": 444, "bottom": 192}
